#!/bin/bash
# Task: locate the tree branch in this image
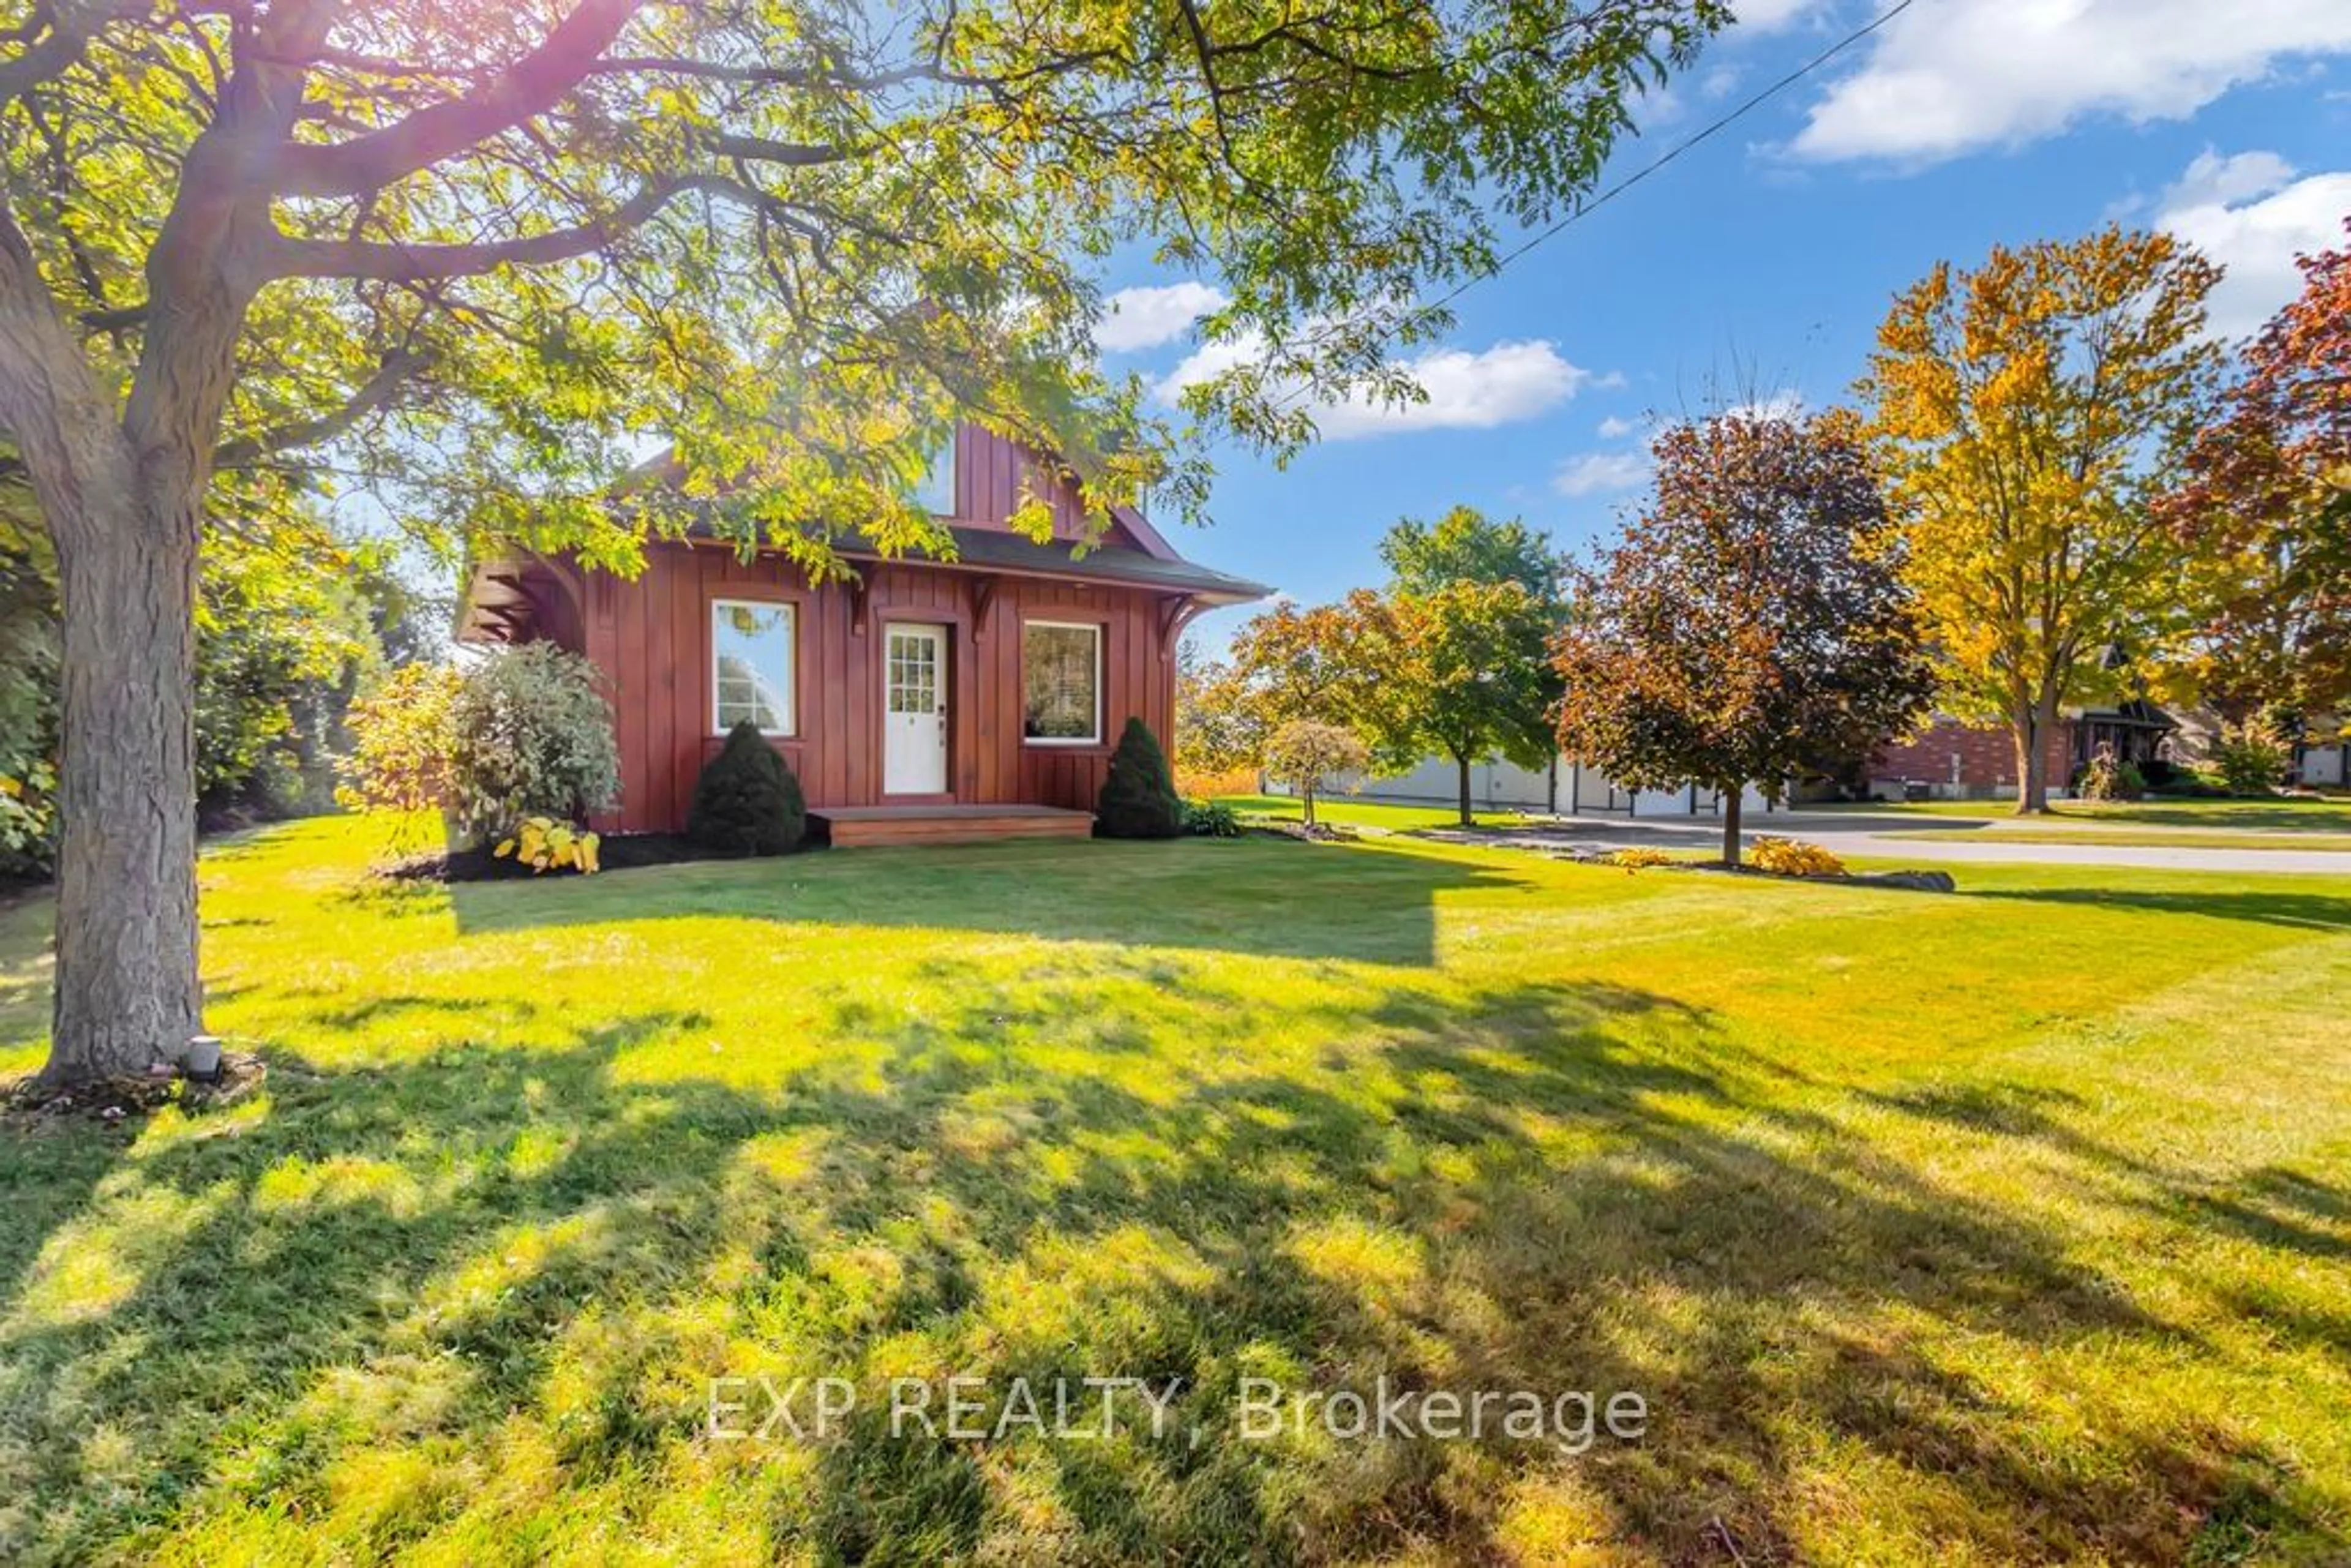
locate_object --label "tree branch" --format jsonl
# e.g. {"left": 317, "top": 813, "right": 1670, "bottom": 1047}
{"left": 0, "top": 0, "right": 142, "bottom": 107}
{"left": 212, "top": 347, "right": 430, "bottom": 468}
{"left": 266, "top": 176, "right": 699, "bottom": 281}
{"left": 270, "top": 0, "right": 643, "bottom": 198}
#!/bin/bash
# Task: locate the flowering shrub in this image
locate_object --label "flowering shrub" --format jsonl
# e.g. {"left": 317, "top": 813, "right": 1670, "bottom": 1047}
{"left": 1605, "top": 846, "right": 1679, "bottom": 871}
{"left": 495, "top": 815, "right": 602, "bottom": 874}
{"left": 337, "top": 647, "right": 619, "bottom": 853}
{"left": 1747, "top": 836, "right": 1846, "bottom": 877}
{"left": 2077, "top": 746, "right": 2146, "bottom": 802}
{"left": 1174, "top": 763, "right": 1259, "bottom": 800}
{"left": 336, "top": 664, "right": 464, "bottom": 821}
{"left": 2210, "top": 712, "right": 2292, "bottom": 795}
{"left": 440, "top": 643, "right": 619, "bottom": 843}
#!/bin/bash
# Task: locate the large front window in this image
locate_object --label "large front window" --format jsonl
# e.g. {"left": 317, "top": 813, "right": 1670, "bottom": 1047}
{"left": 713, "top": 600, "right": 795, "bottom": 734}
{"left": 1022, "top": 621, "right": 1100, "bottom": 743}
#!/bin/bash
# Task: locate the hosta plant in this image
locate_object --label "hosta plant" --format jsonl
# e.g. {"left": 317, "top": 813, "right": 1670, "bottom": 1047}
{"left": 494, "top": 816, "right": 602, "bottom": 876}
{"left": 1747, "top": 836, "right": 1846, "bottom": 877}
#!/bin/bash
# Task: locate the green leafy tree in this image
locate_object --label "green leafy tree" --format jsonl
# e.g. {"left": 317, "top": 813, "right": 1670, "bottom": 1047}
{"left": 1095, "top": 716, "right": 1182, "bottom": 839}
{"left": 1381, "top": 505, "right": 1569, "bottom": 604}
{"left": 1862, "top": 227, "right": 2224, "bottom": 814}
{"left": 0, "top": 526, "right": 54, "bottom": 876}
{"left": 0, "top": 0, "right": 1723, "bottom": 1085}
{"left": 1554, "top": 410, "right": 1935, "bottom": 866}
{"left": 194, "top": 540, "right": 384, "bottom": 816}
{"left": 1370, "top": 508, "right": 1568, "bottom": 825}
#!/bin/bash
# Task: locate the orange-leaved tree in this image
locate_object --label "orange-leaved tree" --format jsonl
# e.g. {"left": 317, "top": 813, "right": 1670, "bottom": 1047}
{"left": 1862, "top": 227, "right": 2224, "bottom": 813}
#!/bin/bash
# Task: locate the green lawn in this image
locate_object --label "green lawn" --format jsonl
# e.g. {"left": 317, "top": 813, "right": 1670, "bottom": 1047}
{"left": 1820, "top": 796, "right": 2351, "bottom": 833}
{"left": 3, "top": 818, "right": 2350, "bottom": 1563}
{"left": 1220, "top": 790, "right": 1536, "bottom": 831}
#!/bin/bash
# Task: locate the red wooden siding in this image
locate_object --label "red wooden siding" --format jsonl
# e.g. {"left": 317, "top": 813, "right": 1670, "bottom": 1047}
{"left": 572, "top": 541, "right": 1181, "bottom": 833}
{"left": 950, "top": 424, "right": 1151, "bottom": 550}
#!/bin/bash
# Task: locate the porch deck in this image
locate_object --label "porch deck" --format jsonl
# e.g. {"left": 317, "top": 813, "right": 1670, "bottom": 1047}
{"left": 811, "top": 803, "right": 1096, "bottom": 848}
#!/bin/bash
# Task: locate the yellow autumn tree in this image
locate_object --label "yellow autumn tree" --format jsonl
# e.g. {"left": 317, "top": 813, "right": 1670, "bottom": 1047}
{"left": 1861, "top": 228, "right": 2224, "bottom": 813}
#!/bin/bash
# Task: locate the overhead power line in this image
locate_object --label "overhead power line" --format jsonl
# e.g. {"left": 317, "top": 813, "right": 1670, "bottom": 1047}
{"left": 1264, "top": 0, "right": 1926, "bottom": 410}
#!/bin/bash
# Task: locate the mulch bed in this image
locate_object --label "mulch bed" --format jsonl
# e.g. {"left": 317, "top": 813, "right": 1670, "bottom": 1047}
{"left": 382, "top": 831, "right": 825, "bottom": 883}
{"left": 2, "top": 1050, "right": 270, "bottom": 1133}
{"left": 1245, "top": 820, "right": 1360, "bottom": 843}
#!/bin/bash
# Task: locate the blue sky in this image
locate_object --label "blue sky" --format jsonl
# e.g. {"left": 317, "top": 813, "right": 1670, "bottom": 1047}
{"left": 1102, "top": 0, "right": 2351, "bottom": 648}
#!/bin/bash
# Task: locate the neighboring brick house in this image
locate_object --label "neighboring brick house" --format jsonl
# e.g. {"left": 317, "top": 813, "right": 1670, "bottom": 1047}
{"left": 1872, "top": 703, "right": 2178, "bottom": 799}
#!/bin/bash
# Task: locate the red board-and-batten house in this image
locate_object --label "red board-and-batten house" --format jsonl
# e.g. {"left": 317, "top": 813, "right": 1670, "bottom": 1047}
{"left": 453, "top": 424, "right": 1269, "bottom": 845}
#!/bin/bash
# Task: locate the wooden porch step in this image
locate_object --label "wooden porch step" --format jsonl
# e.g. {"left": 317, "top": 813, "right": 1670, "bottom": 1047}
{"left": 811, "top": 804, "right": 1096, "bottom": 848}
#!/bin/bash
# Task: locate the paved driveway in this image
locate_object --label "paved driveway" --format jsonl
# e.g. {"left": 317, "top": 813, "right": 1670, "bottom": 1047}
{"left": 1432, "top": 808, "right": 2351, "bottom": 876}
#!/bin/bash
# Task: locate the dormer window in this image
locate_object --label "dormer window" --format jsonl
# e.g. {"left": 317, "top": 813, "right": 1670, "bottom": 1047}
{"left": 916, "top": 437, "right": 956, "bottom": 516}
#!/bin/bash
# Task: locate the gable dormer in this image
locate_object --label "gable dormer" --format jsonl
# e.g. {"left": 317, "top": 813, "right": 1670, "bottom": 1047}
{"left": 928, "top": 424, "right": 1177, "bottom": 560}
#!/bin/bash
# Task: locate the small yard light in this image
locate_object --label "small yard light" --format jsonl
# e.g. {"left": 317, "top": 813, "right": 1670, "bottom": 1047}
{"left": 182, "top": 1033, "right": 223, "bottom": 1084}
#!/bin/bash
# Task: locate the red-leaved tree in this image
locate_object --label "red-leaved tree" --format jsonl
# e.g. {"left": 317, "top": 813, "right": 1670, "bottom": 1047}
{"left": 1554, "top": 410, "right": 1935, "bottom": 866}
{"left": 2169, "top": 219, "right": 2351, "bottom": 724}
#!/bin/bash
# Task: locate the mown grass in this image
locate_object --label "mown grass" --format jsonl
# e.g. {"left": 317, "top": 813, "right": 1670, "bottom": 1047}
{"left": 1823, "top": 796, "right": 2351, "bottom": 833}
{"left": 2, "top": 817, "right": 2349, "bottom": 1564}
{"left": 1218, "top": 791, "right": 1537, "bottom": 831}
{"left": 1882, "top": 825, "right": 2351, "bottom": 852}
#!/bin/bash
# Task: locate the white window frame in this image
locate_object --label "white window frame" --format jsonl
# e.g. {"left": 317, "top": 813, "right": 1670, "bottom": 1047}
{"left": 1020, "top": 618, "right": 1102, "bottom": 747}
{"left": 710, "top": 598, "right": 798, "bottom": 737}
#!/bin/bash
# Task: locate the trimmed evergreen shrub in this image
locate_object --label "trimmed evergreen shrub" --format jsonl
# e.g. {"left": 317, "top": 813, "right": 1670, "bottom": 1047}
{"left": 1095, "top": 716, "right": 1182, "bottom": 839}
{"left": 686, "top": 721, "right": 806, "bottom": 855}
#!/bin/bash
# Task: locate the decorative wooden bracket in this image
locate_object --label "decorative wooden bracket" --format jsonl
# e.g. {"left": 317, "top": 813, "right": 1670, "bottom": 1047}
{"left": 969, "top": 574, "right": 1000, "bottom": 644}
{"left": 848, "top": 570, "right": 871, "bottom": 636}
{"left": 1159, "top": 595, "right": 1206, "bottom": 659}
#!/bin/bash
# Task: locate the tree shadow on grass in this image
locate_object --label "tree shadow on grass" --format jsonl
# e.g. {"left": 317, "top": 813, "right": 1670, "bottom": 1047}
{"left": 438, "top": 835, "right": 1519, "bottom": 967}
{"left": 0, "top": 961, "right": 2340, "bottom": 1563}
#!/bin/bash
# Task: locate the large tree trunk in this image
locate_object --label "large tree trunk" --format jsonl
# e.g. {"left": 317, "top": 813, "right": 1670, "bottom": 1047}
{"left": 2013, "top": 692, "right": 2060, "bottom": 816}
{"left": 1720, "top": 783, "right": 1744, "bottom": 868}
{"left": 12, "top": 167, "right": 257, "bottom": 1086}
{"left": 39, "top": 484, "right": 203, "bottom": 1085}
{"left": 1453, "top": 749, "right": 1473, "bottom": 828}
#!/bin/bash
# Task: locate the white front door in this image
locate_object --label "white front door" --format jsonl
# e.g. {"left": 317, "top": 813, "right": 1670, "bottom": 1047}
{"left": 883, "top": 623, "right": 949, "bottom": 795}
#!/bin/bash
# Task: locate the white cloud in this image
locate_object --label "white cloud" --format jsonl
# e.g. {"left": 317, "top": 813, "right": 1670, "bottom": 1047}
{"left": 2154, "top": 150, "right": 2351, "bottom": 340}
{"left": 1597, "top": 415, "right": 1638, "bottom": 440}
{"left": 1096, "top": 282, "right": 1229, "bottom": 353}
{"left": 1725, "top": 389, "right": 1805, "bottom": 422}
{"left": 1699, "top": 66, "right": 1744, "bottom": 102}
{"left": 2164, "top": 148, "right": 2300, "bottom": 210}
{"left": 1553, "top": 450, "right": 1653, "bottom": 498}
{"left": 1157, "top": 336, "right": 1595, "bottom": 439}
{"left": 1788, "top": 1, "right": 2351, "bottom": 165}
{"left": 1732, "top": 0, "right": 1825, "bottom": 31}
